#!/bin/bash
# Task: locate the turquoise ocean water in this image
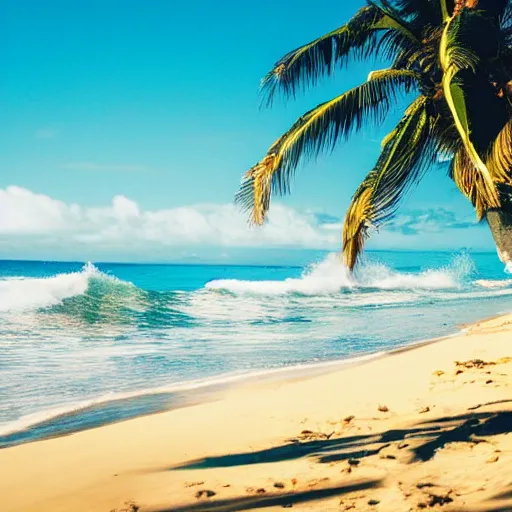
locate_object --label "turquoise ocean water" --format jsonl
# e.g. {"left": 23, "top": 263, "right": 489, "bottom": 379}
{"left": 1, "top": 250, "right": 512, "bottom": 448}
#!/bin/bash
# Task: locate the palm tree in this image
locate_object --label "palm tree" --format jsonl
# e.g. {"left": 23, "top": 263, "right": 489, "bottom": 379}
{"left": 236, "top": 0, "right": 512, "bottom": 269}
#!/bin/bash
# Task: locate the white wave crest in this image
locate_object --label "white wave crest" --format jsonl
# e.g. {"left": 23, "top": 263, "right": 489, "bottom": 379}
{"left": 0, "top": 262, "right": 99, "bottom": 312}
{"left": 205, "top": 253, "right": 473, "bottom": 296}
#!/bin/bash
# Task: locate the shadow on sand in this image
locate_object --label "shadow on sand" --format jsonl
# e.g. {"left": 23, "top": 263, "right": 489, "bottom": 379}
{"left": 153, "top": 480, "right": 381, "bottom": 511}
{"left": 150, "top": 405, "right": 512, "bottom": 511}
{"left": 171, "top": 409, "right": 512, "bottom": 471}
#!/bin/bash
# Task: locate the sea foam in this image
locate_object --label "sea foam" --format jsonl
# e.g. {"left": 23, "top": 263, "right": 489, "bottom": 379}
{"left": 0, "top": 263, "right": 99, "bottom": 312}
{"left": 205, "top": 253, "right": 475, "bottom": 295}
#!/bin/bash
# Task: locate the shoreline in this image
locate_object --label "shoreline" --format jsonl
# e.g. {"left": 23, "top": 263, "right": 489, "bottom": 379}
{"left": 0, "top": 320, "right": 468, "bottom": 449}
{"left": 1, "top": 312, "right": 511, "bottom": 511}
{"left": 0, "top": 350, "right": 387, "bottom": 447}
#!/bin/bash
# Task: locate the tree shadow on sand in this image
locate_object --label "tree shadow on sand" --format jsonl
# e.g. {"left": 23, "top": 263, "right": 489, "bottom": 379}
{"left": 152, "top": 479, "right": 382, "bottom": 512}
{"left": 170, "top": 409, "right": 512, "bottom": 471}
{"left": 150, "top": 405, "right": 512, "bottom": 512}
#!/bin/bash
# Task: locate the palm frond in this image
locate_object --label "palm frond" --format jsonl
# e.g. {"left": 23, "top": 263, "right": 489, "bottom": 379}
{"left": 439, "top": 0, "right": 450, "bottom": 21}
{"left": 237, "top": 69, "right": 422, "bottom": 225}
{"left": 260, "top": 6, "right": 379, "bottom": 106}
{"left": 440, "top": 13, "right": 502, "bottom": 209}
{"left": 450, "top": 149, "right": 489, "bottom": 219}
{"left": 369, "top": 0, "right": 420, "bottom": 40}
{"left": 429, "top": 110, "right": 461, "bottom": 158}
{"left": 260, "top": 4, "right": 419, "bottom": 106}
{"left": 342, "top": 184, "right": 374, "bottom": 271}
{"left": 342, "top": 96, "right": 433, "bottom": 269}
{"left": 487, "top": 118, "right": 512, "bottom": 183}
{"left": 393, "top": 43, "right": 440, "bottom": 78}
{"left": 376, "top": 28, "right": 417, "bottom": 63}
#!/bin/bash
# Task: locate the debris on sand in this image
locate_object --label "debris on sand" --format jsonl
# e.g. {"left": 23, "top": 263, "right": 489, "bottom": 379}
{"left": 427, "top": 492, "right": 453, "bottom": 506}
{"left": 455, "top": 359, "right": 494, "bottom": 369}
{"left": 185, "top": 481, "right": 204, "bottom": 488}
{"left": 195, "top": 490, "right": 216, "bottom": 499}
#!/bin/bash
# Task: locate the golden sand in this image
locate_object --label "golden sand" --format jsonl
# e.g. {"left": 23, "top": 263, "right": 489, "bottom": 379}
{"left": 1, "top": 315, "right": 512, "bottom": 511}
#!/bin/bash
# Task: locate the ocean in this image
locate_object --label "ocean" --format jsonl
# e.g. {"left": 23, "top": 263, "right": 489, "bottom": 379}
{"left": 1, "top": 250, "right": 512, "bottom": 448}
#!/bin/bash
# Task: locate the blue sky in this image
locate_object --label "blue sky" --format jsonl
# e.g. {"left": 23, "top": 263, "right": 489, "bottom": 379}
{"left": 0, "top": 0, "right": 497, "bottom": 262}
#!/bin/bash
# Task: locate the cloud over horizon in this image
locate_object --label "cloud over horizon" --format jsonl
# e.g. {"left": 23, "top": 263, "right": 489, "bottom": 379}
{"left": 0, "top": 186, "right": 337, "bottom": 260}
{"left": 0, "top": 186, "right": 495, "bottom": 262}
{"left": 387, "top": 208, "right": 481, "bottom": 235}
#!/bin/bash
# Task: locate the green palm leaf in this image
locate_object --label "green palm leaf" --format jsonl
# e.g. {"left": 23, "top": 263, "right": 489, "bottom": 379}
{"left": 440, "top": 11, "right": 502, "bottom": 209}
{"left": 342, "top": 96, "right": 433, "bottom": 269}
{"left": 450, "top": 148, "right": 494, "bottom": 220}
{"left": 439, "top": 0, "right": 450, "bottom": 21}
{"left": 488, "top": 119, "right": 512, "bottom": 184}
{"left": 237, "top": 69, "right": 422, "bottom": 225}
{"left": 261, "top": 5, "right": 419, "bottom": 106}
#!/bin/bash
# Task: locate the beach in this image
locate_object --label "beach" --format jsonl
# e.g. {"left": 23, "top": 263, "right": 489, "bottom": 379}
{"left": 6, "top": 0, "right": 512, "bottom": 510}
{"left": 1, "top": 313, "right": 511, "bottom": 512}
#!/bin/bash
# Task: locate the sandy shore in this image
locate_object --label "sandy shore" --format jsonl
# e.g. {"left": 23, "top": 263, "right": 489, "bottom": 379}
{"left": 1, "top": 315, "right": 512, "bottom": 512}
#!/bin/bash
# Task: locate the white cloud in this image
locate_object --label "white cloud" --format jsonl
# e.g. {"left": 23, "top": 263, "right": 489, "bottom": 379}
{"left": 0, "top": 186, "right": 494, "bottom": 262}
{"left": 0, "top": 186, "right": 70, "bottom": 233}
{"left": 0, "top": 186, "right": 338, "bottom": 258}
{"left": 64, "top": 162, "right": 147, "bottom": 172}
{"left": 34, "top": 128, "right": 58, "bottom": 140}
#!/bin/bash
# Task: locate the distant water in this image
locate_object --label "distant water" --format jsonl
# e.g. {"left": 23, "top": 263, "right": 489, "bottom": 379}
{"left": 2, "top": 251, "right": 512, "bottom": 448}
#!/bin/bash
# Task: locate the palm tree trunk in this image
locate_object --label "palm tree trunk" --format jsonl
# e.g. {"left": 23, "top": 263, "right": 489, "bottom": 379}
{"left": 486, "top": 208, "right": 512, "bottom": 265}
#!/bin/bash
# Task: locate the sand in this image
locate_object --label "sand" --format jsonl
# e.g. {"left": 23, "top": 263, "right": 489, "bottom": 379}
{"left": 1, "top": 314, "right": 512, "bottom": 512}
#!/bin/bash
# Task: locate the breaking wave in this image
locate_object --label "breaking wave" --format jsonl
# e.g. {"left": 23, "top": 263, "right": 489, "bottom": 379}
{"left": 0, "top": 263, "right": 149, "bottom": 323}
{"left": 0, "top": 262, "right": 98, "bottom": 312}
{"left": 0, "top": 255, "right": 510, "bottom": 322}
{"left": 205, "top": 253, "right": 480, "bottom": 296}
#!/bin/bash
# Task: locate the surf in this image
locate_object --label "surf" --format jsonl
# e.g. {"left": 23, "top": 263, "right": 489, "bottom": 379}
{"left": 0, "top": 263, "right": 99, "bottom": 312}
{"left": 205, "top": 253, "right": 477, "bottom": 296}
{"left": 2, "top": 253, "right": 512, "bottom": 449}
{"left": 0, "top": 262, "right": 146, "bottom": 320}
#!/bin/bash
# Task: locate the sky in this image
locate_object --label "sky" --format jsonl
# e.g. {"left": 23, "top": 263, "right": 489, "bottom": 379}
{"left": 0, "top": 0, "right": 498, "bottom": 263}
